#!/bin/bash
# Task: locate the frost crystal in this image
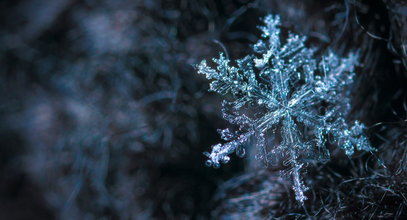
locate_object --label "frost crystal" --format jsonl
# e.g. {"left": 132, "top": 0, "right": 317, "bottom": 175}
{"left": 197, "top": 14, "right": 375, "bottom": 202}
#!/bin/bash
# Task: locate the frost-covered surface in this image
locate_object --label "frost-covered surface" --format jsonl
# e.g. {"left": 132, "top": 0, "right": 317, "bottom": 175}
{"left": 197, "top": 14, "right": 375, "bottom": 202}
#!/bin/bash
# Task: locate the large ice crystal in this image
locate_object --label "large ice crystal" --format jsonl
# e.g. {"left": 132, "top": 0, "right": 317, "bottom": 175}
{"left": 197, "top": 14, "right": 375, "bottom": 202}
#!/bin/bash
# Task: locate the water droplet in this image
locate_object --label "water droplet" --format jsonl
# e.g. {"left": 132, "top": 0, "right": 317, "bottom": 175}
{"left": 205, "top": 160, "right": 213, "bottom": 167}
{"left": 236, "top": 147, "right": 246, "bottom": 157}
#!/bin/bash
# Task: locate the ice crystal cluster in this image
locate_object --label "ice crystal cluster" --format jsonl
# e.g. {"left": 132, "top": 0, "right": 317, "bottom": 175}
{"left": 197, "top": 14, "right": 375, "bottom": 202}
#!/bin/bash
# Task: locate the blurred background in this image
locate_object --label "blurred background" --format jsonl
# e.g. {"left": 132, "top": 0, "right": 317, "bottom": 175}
{"left": 0, "top": 0, "right": 406, "bottom": 219}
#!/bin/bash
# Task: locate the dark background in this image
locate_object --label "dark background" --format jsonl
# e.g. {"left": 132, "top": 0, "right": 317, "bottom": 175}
{"left": 0, "top": 0, "right": 406, "bottom": 219}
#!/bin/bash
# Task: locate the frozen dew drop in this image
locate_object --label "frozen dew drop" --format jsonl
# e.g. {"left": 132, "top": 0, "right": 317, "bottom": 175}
{"left": 205, "top": 160, "right": 213, "bottom": 167}
{"left": 236, "top": 146, "right": 246, "bottom": 158}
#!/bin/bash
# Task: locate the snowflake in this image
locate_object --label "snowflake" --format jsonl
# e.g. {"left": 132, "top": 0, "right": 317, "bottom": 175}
{"left": 197, "top": 14, "right": 375, "bottom": 202}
